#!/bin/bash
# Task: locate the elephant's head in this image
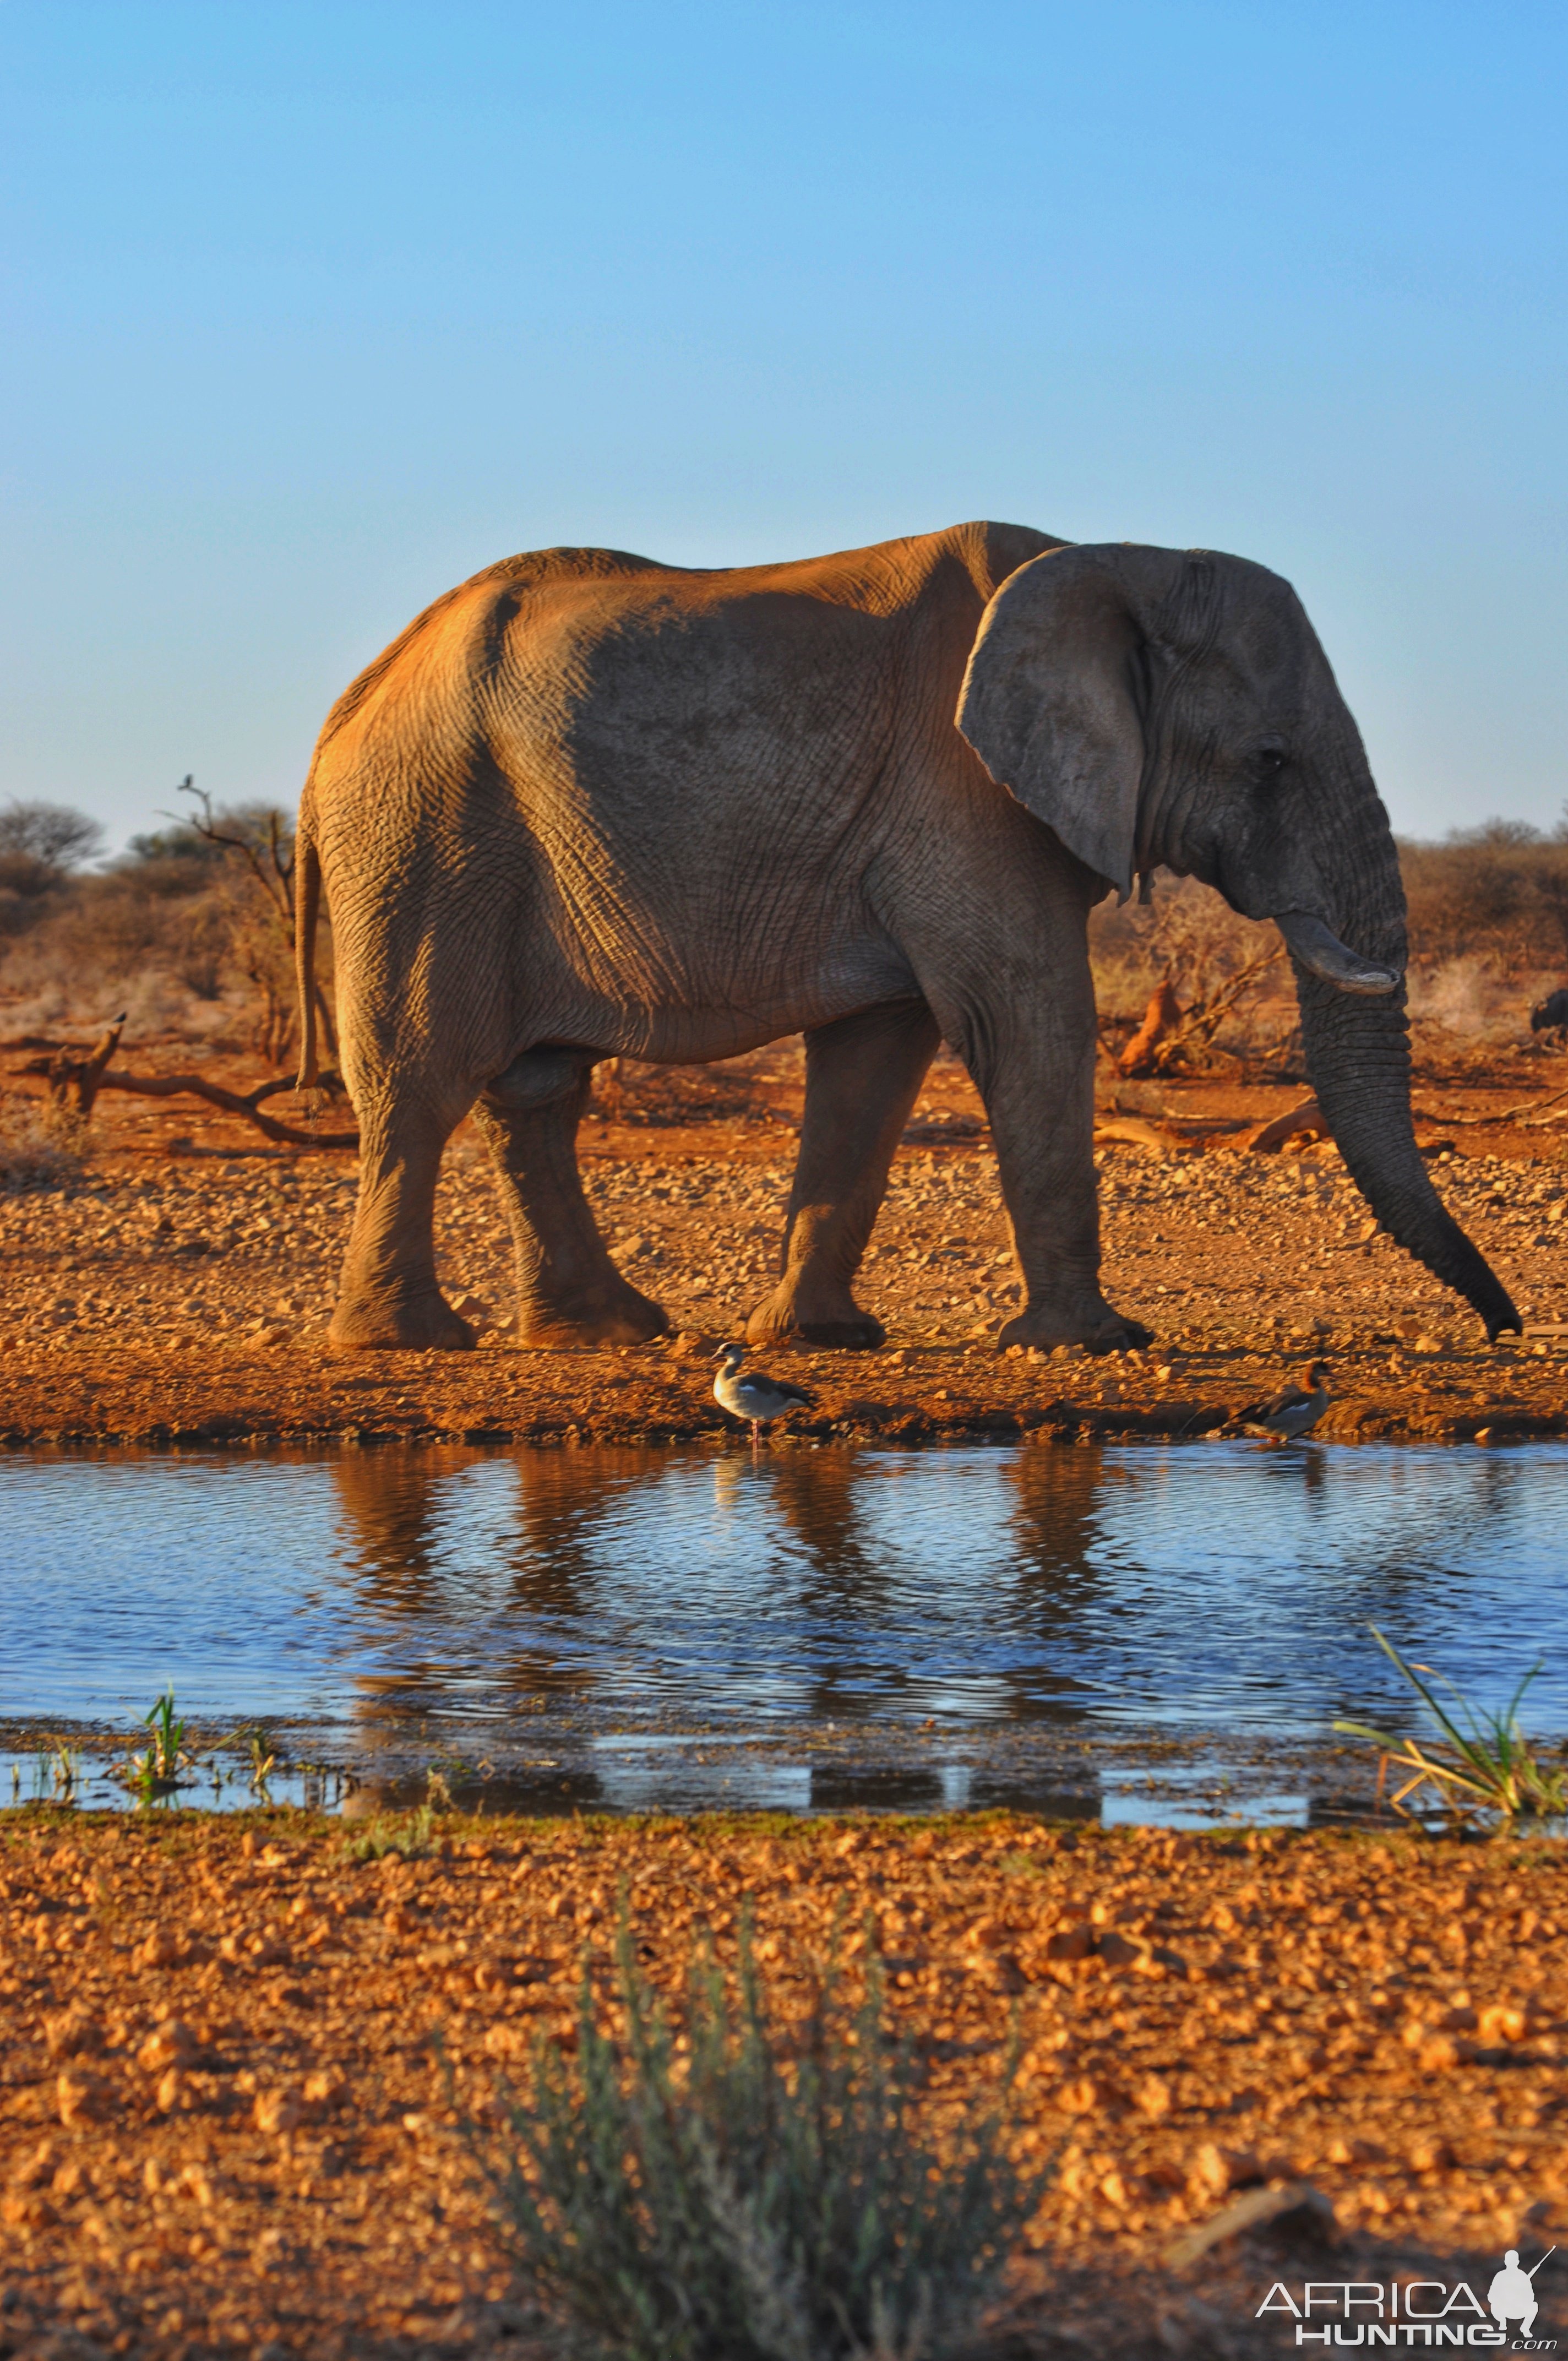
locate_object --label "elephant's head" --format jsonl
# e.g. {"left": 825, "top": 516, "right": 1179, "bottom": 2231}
{"left": 955, "top": 540, "right": 1520, "bottom": 1338}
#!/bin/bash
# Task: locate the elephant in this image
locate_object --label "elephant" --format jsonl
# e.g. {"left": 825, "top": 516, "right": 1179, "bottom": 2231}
{"left": 293, "top": 521, "right": 1519, "bottom": 1354}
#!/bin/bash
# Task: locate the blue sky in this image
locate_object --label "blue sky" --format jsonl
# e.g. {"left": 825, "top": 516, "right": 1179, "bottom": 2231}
{"left": 3, "top": 1, "right": 1564, "bottom": 850}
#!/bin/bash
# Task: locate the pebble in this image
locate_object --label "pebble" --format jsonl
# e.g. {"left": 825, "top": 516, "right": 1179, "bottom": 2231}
{"left": 253, "top": 2087, "right": 302, "bottom": 2135}
{"left": 54, "top": 2069, "right": 111, "bottom": 2127}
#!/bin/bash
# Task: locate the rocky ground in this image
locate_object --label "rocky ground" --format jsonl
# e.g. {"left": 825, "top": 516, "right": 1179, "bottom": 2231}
{"left": 2, "top": 1038, "right": 1566, "bottom": 1446}
{"left": 1, "top": 1810, "right": 1564, "bottom": 2361}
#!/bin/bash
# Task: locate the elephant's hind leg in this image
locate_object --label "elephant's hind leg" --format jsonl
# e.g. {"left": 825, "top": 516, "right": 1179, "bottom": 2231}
{"left": 476, "top": 1055, "right": 669, "bottom": 1348}
{"left": 330, "top": 1100, "right": 476, "bottom": 1352}
{"left": 747, "top": 998, "right": 940, "bottom": 1350}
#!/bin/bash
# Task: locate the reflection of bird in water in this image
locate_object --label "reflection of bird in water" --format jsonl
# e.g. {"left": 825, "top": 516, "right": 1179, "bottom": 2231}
{"left": 712, "top": 1343, "right": 814, "bottom": 1447}
{"left": 1242, "top": 1359, "right": 1331, "bottom": 1441}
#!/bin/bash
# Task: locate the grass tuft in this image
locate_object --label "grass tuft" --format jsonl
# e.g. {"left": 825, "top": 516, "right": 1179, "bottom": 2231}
{"left": 340, "top": 1804, "right": 436, "bottom": 1862}
{"left": 465, "top": 1907, "right": 1042, "bottom": 2361}
{"left": 243, "top": 1725, "right": 279, "bottom": 1795}
{"left": 118, "top": 1685, "right": 193, "bottom": 1798}
{"left": 1335, "top": 1625, "right": 1568, "bottom": 1823}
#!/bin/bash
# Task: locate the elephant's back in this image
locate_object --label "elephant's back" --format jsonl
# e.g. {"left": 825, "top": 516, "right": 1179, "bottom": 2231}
{"left": 312, "top": 524, "right": 1062, "bottom": 762}
{"left": 310, "top": 547, "right": 678, "bottom": 767}
{"left": 304, "top": 521, "right": 1065, "bottom": 796}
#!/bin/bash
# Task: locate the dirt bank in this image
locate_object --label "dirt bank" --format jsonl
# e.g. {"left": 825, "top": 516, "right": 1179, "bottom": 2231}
{"left": 3, "top": 1045, "right": 1567, "bottom": 1446}
{"left": 1, "top": 1810, "right": 1564, "bottom": 2359}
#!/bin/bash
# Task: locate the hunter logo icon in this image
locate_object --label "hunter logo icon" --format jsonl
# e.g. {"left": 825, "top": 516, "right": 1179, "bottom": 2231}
{"left": 1490, "top": 2250, "right": 1554, "bottom": 2343}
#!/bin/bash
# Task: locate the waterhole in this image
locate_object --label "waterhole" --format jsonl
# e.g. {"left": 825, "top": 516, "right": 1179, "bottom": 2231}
{"left": 4, "top": 1441, "right": 1565, "bottom": 1824}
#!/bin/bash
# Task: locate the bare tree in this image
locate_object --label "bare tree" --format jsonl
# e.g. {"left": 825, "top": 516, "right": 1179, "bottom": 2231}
{"left": 164, "top": 777, "right": 338, "bottom": 1070}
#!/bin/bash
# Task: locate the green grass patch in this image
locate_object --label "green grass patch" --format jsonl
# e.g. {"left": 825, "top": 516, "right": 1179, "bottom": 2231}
{"left": 1335, "top": 1625, "right": 1568, "bottom": 1824}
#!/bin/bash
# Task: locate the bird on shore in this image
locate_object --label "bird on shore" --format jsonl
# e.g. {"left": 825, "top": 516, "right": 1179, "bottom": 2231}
{"left": 1242, "top": 1359, "right": 1331, "bottom": 1441}
{"left": 711, "top": 1343, "right": 815, "bottom": 1448}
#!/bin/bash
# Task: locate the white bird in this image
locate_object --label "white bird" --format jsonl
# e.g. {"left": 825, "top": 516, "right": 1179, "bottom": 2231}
{"left": 711, "top": 1343, "right": 815, "bottom": 1447}
{"left": 1243, "top": 1359, "right": 1331, "bottom": 1441}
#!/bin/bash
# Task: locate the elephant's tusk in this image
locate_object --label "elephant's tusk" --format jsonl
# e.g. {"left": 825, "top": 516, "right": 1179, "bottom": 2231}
{"left": 1276, "top": 911, "right": 1400, "bottom": 996}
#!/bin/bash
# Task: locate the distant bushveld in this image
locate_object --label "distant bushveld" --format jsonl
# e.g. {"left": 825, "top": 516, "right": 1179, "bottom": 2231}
{"left": 2, "top": 793, "right": 1565, "bottom": 1084}
{"left": 0, "top": 786, "right": 326, "bottom": 1064}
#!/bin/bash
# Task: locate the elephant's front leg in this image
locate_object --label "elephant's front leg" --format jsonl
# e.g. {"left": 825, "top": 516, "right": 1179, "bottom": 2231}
{"left": 473, "top": 1068, "right": 669, "bottom": 1347}
{"left": 747, "top": 998, "right": 940, "bottom": 1350}
{"left": 980, "top": 1040, "right": 1153, "bottom": 1356}
{"left": 330, "top": 1101, "right": 476, "bottom": 1351}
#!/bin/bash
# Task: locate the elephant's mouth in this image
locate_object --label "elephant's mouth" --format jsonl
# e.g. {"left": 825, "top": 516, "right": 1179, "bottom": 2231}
{"left": 1275, "top": 910, "right": 1400, "bottom": 996}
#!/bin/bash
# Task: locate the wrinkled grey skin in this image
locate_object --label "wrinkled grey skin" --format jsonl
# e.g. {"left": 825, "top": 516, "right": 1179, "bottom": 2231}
{"left": 294, "top": 524, "right": 1518, "bottom": 1354}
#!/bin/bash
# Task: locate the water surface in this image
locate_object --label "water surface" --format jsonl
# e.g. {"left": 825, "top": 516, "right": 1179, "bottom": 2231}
{"left": 4, "top": 1441, "right": 1565, "bottom": 1819}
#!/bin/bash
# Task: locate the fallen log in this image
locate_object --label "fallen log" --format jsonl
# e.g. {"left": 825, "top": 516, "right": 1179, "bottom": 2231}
{"left": 92, "top": 1069, "right": 359, "bottom": 1149}
{"left": 13, "top": 1050, "right": 358, "bottom": 1149}
{"left": 1240, "top": 1096, "right": 1326, "bottom": 1153}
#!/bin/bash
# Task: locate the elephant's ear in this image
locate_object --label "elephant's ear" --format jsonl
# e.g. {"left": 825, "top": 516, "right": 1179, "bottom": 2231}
{"left": 955, "top": 544, "right": 1151, "bottom": 902}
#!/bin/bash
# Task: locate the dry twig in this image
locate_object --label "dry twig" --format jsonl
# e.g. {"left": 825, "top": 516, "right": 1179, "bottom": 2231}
{"left": 1413, "top": 1083, "right": 1568, "bottom": 1130}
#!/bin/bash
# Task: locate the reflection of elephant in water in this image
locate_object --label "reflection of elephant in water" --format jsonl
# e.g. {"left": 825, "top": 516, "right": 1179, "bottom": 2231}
{"left": 296, "top": 524, "right": 1517, "bottom": 1353}
{"left": 329, "top": 1446, "right": 660, "bottom": 1728}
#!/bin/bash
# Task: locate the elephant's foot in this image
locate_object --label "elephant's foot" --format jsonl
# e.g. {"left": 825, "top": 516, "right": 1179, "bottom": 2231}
{"left": 746, "top": 1280, "right": 885, "bottom": 1352}
{"left": 998, "top": 1298, "right": 1155, "bottom": 1356}
{"left": 328, "top": 1287, "right": 477, "bottom": 1353}
{"left": 514, "top": 1279, "right": 669, "bottom": 1350}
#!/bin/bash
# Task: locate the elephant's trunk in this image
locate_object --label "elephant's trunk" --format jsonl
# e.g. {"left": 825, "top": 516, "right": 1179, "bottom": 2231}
{"left": 1291, "top": 956, "right": 1521, "bottom": 1341}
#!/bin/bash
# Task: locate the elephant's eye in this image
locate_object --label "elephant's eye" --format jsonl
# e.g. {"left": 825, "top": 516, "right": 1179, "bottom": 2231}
{"left": 1253, "top": 746, "right": 1288, "bottom": 782}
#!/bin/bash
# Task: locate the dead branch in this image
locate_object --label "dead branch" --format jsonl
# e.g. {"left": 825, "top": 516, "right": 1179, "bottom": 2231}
{"left": 1149, "top": 944, "right": 1287, "bottom": 1071}
{"left": 1413, "top": 1083, "right": 1568, "bottom": 1129}
{"left": 91, "top": 1069, "right": 358, "bottom": 1149}
{"left": 1092, "top": 1115, "right": 1171, "bottom": 1150}
{"left": 26, "top": 1014, "right": 127, "bottom": 1117}
{"left": 13, "top": 1049, "right": 358, "bottom": 1149}
{"left": 1117, "top": 975, "right": 1182, "bottom": 1078}
{"left": 168, "top": 777, "right": 295, "bottom": 934}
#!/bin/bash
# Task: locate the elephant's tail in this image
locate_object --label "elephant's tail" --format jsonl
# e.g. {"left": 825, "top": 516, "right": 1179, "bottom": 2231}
{"left": 293, "top": 807, "right": 322, "bottom": 1094}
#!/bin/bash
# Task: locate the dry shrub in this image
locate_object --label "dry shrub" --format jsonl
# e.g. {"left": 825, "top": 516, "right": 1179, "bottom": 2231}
{"left": 1, "top": 884, "right": 242, "bottom": 1045}
{"left": 469, "top": 1914, "right": 1039, "bottom": 2361}
{"left": 1404, "top": 956, "right": 1525, "bottom": 1049}
{"left": 217, "top": 876, "right": 300, "bottom": 1065}
{"left": 1090, "top": 877, "right": 1295, "bottom": 1075}
{"left": 0, "top": 1091, "right": 86, "bottom": 1192}
{"left": 1398, "top": 824, "right": 1568, "bottom": 1056}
